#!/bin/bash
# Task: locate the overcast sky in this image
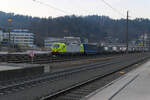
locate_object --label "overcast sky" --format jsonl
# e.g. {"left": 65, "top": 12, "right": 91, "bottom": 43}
{"left": 0, "top": 0, "right": 150, "bottom": 19}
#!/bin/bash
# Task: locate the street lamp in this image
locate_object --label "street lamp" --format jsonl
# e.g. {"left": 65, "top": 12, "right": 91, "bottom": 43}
{"left": 8, "top": 18, "right": 12, "bottom": 23}
{"left": 8, "top": 18, "right": 12, "bottom": 49}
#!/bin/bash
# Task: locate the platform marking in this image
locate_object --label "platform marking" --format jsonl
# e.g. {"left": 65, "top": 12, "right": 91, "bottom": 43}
{"left": 108, "top": 74, "right": 139, "bottom": 100}
{"left": 81, "top": 74, "right": 127, "bottom": 100}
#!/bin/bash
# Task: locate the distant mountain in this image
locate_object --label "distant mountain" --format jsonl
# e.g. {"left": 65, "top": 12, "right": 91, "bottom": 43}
{"left": 0, "top": 11, "right": 150, "bottom": 46}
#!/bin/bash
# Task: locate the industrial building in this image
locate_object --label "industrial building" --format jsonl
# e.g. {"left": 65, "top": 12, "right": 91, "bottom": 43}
{"left": 44, "top": 37, "right": 82, "bottom": 48}
{"left": 44, "top": 37, "right": 66, "bottom": 48}
{"left": 138, "top": 33, "right": 150, "bottom": 48}
{"left": 0, "top": 30, "right": 3, "bottom": 42}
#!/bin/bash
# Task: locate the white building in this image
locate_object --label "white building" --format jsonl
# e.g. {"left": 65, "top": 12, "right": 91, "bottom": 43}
{"left": 44, "top": 37, "right": 65, "bottom": 48}
{"left": 64, "top": 37, "right": 81, "bottom": 44}
{"left": 44, "top": 37, "right": 82, "bottom": 48}
{"left": 1, "top": 29, "right": 34, "bottom": 47}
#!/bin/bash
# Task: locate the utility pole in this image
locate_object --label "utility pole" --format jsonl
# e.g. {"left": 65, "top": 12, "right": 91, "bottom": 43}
{"left": 126, "top": 11, "right": 129, "bottom": 54}
{"left": 143, "top": 33, "right": 145, "bottom": 53}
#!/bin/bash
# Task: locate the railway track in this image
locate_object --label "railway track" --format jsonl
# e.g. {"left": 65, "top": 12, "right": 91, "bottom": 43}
{"left": 0, "top": 53, "right": 149, "bottom": 100}
{"left": 45, "top": 57, "right": 147, "bottom": 100}
{"left": 40, "top": 54, "right": 149, "bottom": 100}
{"left": 6, "top": 53, "right": 116, "bottom": 64}
{"left": 0, "top": 53, "right": 133, "bottom": 64}
{"left": 0, "top": 56, "right": 124, "bottom": 94}
{"left": 0, "top": 55, "right": 119, "bottom": 84}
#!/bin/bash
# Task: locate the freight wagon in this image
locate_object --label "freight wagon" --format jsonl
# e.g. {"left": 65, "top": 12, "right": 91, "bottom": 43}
{"left": 51, "top": 42, "right": 149, "bottom": 55}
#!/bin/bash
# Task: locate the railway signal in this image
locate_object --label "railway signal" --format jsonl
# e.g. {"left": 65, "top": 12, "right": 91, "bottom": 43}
{"left": 29, "top": 51, "right": 35, "bottom": 64}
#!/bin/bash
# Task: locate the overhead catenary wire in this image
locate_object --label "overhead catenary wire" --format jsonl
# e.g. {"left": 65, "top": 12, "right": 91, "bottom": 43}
{"left": 33, "top": 0, "right": 134, "bottom": 19}
{"left": 33, "top": 0, "right": 90, "bottom": 16}
{"left": 100, "top": 0, "right": 126, "bottom": 18}
{"left": 33, "top": 0, "right": 71, "bottom": 15}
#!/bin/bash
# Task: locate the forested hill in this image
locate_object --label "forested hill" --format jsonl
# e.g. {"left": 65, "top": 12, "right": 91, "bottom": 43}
{"left": 0, "top": 11, "right": 150, "bottom": 46}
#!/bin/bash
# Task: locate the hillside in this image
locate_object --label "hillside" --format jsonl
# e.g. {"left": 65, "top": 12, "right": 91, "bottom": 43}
{"left": 0, "top": 11, "right": 150, "bottom": 46}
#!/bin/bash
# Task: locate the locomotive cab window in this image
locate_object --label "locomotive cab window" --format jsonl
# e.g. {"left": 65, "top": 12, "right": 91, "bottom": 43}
{"left": 53, "top": 44, "right": 60, "bottom": 48}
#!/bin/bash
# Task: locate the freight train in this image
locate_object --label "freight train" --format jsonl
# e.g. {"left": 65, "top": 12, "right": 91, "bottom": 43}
{"left": 50, "top": 42, "right": 149, "bottom": 55}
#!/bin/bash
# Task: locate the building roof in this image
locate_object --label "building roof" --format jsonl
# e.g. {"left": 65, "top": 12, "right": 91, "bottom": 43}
{"left": 10, "top": 29, "right": 30, "bottom": 33}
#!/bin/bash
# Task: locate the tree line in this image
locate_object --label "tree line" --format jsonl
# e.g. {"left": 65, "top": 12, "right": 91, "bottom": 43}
{"left": 0, "top": 11, "right": 150, "bottom": 46}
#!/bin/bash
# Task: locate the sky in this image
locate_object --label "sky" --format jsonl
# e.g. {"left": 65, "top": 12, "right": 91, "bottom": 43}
{"left": 0, "top": 0, "right": 150, "bottom": 19}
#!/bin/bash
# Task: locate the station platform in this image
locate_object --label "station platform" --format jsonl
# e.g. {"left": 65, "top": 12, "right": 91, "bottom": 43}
{"left": 0, "top": 65, "right": 21, "bottom": 71}
{"left": 85, "top": 60, "right": 150, "bottom": 100}
{"left": 0, "top": 63, "right": 44, "bottom": 81}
